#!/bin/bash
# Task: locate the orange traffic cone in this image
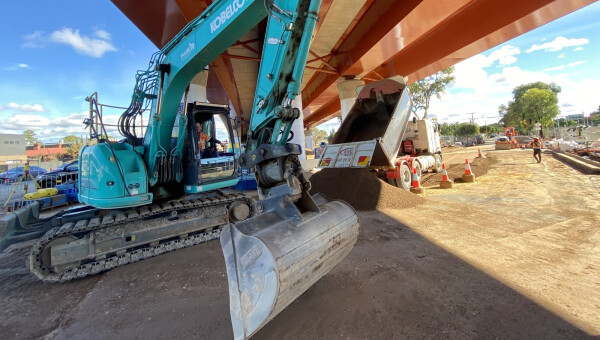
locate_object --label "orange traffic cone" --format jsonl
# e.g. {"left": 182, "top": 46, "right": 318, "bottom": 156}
{"left": 477, "top": 148, "right": 487, "bottom": 159}
{"left": 462, "top": 159, "right": 475, "bottom": 183}
{"left": 410, "top": 167, "right": 424, "bottom": 194}
{"left": 439, "top": 163, "right": 453, "bottom": 189}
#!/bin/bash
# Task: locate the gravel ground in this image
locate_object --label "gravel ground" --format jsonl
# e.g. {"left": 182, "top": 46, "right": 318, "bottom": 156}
{"left": 1, "top": 146, "right": 598, "bottom": 339}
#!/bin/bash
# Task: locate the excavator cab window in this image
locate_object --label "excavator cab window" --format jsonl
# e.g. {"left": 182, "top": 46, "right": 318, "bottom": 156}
{"left": 184, "top": 103, "right": 238, "bottom": 186}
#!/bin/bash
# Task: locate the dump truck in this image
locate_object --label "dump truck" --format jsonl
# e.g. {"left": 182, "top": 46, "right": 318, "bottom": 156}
{"left": 318, "top": 76, "right": 443, "bottom": 190}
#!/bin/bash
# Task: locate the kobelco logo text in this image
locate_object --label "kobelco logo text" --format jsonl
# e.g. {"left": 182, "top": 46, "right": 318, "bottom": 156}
{"left": 210, "top": 0, "right": 246, "bottom": 34}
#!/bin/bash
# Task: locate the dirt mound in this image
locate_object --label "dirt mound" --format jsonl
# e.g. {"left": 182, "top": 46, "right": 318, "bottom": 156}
{"left": 421, "top": 154, "right": 498, "bottom": 186}
{"left": 309, "top": 168, "right": 426, "bottom": 211}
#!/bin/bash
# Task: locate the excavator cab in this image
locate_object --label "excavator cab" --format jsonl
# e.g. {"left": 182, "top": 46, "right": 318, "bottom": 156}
{"left": 2, "top": 1, "right": 362, "bottom": 339}
{"left": 183, "top": 102, "right": 240, "bottom": 193}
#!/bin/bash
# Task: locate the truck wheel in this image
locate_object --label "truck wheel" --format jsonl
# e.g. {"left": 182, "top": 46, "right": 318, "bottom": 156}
{"left": 432, "top": 154, "right": 442, "bottom": 173}
{"left": 395, "top": 163, "right": 412, "bottom": 191}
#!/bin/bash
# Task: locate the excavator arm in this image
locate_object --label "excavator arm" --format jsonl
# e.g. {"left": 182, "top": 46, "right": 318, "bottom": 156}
{"left": 143, "top": 1, "right": 359, "bottom": 338}
{"left": 127, "top": 0, "right": 319, "bottom": 197}
{"left": 27, "top": 1, "right": 358, "bottom": 338}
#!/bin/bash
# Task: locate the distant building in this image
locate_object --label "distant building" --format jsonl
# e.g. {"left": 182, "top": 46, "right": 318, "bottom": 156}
{"left": 26, "top": 142, "right": 71, "bottom": 159}
{"left": 0, "top": 134, "right": 27, "bottom": 171}
{"left": 566, "top": 113, "right": 584, "bottom": 122}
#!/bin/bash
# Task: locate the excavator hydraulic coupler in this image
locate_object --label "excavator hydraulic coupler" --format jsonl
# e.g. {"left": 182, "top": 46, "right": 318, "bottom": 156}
{"left": 221, "top": 193, "right": 359, "bottom": 339}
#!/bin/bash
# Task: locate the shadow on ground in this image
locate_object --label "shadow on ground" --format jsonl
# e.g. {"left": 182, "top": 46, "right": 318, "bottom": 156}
{"left": 0, "top": 210, "right": 591, "bottom": 339}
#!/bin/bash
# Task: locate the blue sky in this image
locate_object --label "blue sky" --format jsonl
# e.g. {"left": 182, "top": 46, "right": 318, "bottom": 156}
{"left": 1, "top": 1, "right": 599, "bottom": 141}
{"left": 0, "top": 1, "right": 156, "bottom": 141}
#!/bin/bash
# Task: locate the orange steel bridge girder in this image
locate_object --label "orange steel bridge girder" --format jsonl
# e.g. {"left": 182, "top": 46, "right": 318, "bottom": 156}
{"left": 303, "top": 0, "right": 595, "bottom": 127}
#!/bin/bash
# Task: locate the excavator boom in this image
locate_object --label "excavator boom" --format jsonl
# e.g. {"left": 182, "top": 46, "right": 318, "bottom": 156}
{"left": 96, "top": 0, "right": 359, "bottom": 337}
{"left": 211, "top": 1, "right": 360, "bottom": 338}
{"left": 0, "top": 1, "right": 360, "bottom": 338}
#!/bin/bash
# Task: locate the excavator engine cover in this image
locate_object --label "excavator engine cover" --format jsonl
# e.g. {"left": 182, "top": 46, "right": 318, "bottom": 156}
{"left": 221, "top": 193, "right": 359, "bottom": 339}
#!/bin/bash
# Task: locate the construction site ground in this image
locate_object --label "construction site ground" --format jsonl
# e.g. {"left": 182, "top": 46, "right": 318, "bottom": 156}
{"left": 1, "top": 143, "right": 599, "bottom": 339}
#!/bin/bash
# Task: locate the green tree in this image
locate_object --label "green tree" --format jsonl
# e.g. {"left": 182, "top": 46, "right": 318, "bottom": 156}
{"left": 62, "top": 135, "right": 79, "bottom": 144}
{"left": 408, "top": 66, "right": 455, "bottom": 118}
{"left": 23, "top": 129, "right": 40, "bottom": 145}
{"left": 455, "top": 123, "right": 479, "bottom": 137}
{"left": 553, "top": 118, "right": 577, "bottom": 127}
{"left": 500, "top": 82, "right": 561, "bottom": 136}
{"left": 63, "top": 136, "right": 84, "bottom": 160}
{"left": 310, "top": 128, "right": 328, "bottom": 146}
{"left": 480, "top": 123, "right": 502, "bottom": 134}
{"left": 440, "top": 122, "right": 457, "bottom": 136}
{"left": 521, "top": 88, "right": 560, "bottom": 138}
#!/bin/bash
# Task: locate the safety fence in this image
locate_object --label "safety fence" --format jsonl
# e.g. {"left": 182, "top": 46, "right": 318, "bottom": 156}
{"left": 0, "top": 162, "right": 78, "bottom": 209}
{"left": 546, "top": 126, "right": 600, "bottom": 145}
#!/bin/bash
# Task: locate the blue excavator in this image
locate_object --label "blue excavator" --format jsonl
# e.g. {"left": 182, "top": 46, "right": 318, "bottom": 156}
{"left": 0, "top": 0, "right": 359, "bottom": 338}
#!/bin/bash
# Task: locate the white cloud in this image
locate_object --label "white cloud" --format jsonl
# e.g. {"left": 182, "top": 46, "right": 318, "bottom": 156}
{"left": 94, "top": 29, "right": 112, "bottom": 40}
{"left": 1, "top": 102, "right": 45, "bottom": 112}
{"left": 50, "top": 28, "right": 117, "bottom": 58}
{"left": 567, "top": 60, "right": 586, "bottom": 67}
{"left": 2, "top": 114, "right": 50, "bottom": 128}
{"left": 22, "top": 28, "right": 117, "bottom": 58}
{"left": 557, "top": 53, "right": 565, "bottom": 59}
{"left": 526, "top": 36, "right": 589, "bottom": 53}
{"left": 21, "top": 30, "right": 46, "bottom": 48}
{"left": 542, "top": 60, "right": 586, "bottom": 72}
{"left": 431, "top": 62, "right": 599, "bottom": 122}
{"left": 316, "top": 117, "right": 341, "bottom": 133}
{"left": 543, "top": 65, "right": 565, "bottom": 72}
{"left": 6, "top": 63, "right": 31, "bottom": 71}
{"left": 449, "top": 45, "right": 522, "bottom": 92}
{"left": 0, "top": 111, "right": 124, "bottom": 141}
{"left": 573, "top": 47, "right": 584, "bottom": 51}
{"left": 487, "top": 45, "right": 521, "bottom": 66}
{"left": 558, "top": 78, "right": 600, "bottom": 116}
{"left": 427, "top": 44, "right": 598, "bottom": 125}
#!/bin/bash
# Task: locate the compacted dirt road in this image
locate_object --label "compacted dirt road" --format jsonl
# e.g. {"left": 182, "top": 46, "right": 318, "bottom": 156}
{"left": 1, "top": 146, "right": 598, "bottom": 339}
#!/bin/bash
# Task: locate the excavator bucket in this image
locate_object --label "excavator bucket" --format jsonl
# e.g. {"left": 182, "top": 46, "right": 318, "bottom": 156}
{"left": 221, "top": 193, "right": 359, "bottom": 339}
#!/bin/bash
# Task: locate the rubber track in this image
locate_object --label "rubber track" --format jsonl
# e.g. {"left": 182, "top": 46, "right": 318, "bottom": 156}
{"left": 29, "top": 193, "right": 254, "bottom": 282}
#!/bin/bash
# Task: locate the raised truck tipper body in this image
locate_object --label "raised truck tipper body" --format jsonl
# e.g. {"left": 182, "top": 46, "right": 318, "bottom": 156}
{"left": 319, "top": 76, "right": 443, "bottom": 190}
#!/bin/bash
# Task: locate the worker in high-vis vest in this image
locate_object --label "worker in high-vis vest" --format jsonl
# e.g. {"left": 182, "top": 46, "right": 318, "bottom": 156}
{"left": 532, "top": 137, "right": 542, "bottom": 163}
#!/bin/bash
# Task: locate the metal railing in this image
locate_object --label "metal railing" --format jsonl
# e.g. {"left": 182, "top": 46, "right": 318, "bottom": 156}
{"left": 0, "top": 162, "right": 78, "bottom": 210}
{"left": 546, "top": 126, "right": 600, "bottom": 145}
{"left": 84, "top": 92, "right": 149, "bottom": 141}
{"left": 36, "top": 172, "right": 78, "bottom": 189}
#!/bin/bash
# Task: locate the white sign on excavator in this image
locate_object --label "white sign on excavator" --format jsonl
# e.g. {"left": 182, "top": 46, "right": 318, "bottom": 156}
{"left": 210, "top": 0, "right": 247, "bottom": 33}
